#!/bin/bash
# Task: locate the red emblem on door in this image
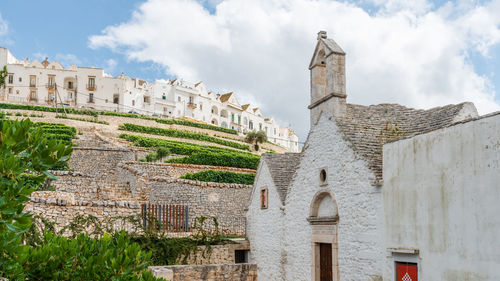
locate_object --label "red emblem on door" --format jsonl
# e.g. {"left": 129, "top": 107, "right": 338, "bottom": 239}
{"left": 396, "top": 262, "right": 417, "bottom": 281}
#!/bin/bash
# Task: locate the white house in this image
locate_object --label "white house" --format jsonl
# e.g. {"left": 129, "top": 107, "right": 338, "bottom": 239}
{"left": 246, "top": 31, "right": 480, "bottom": 281}
{"left": 0, "top": 46, "right": 299, "bottom": 152}
{"left": 382, "top": 111, "right": 500, "bottom": 280}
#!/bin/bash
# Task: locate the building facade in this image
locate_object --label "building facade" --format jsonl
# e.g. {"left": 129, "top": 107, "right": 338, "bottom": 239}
{"left": 383, "top": 111, "right": 500, "bottom": 280}
{"left": 246, "top": 31, "right": 481, "bottom": 281}
{"left": 0, "top": 47, "right": 299, "bottom": 152}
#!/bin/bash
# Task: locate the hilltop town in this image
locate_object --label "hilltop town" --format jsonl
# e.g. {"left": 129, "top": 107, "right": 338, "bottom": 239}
{"left": 0, "top": 46, "right": 299, "bottom": 152}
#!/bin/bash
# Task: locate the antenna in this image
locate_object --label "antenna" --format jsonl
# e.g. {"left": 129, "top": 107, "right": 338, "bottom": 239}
{"left": 55, "top": 83, "right": 67, "bottom": 115}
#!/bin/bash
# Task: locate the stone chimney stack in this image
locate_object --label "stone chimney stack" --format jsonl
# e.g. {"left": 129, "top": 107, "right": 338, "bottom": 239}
{"left": 308, "top": 31, "right": 347, "bottom": 126}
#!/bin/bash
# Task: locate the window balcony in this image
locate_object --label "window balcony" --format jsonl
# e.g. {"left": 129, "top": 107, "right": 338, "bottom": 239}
{"left": 187, "top": 102, "right": 197, "bottom": 109}
{"left": 86, "top": 84, "right": 97, "bottom": 91}
{"left": 46, "top": 84, "right": 55, "bottom": 90}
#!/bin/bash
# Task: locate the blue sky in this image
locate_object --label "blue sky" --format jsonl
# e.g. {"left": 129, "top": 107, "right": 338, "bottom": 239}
{"left": 1, "top": 0, "right": 498, "bottom": 93}
{"left": 1, "top": 0, "right": 499, "bottom": 139}
{"left": 0, "top": 0, "right": 164, "bottom": 79}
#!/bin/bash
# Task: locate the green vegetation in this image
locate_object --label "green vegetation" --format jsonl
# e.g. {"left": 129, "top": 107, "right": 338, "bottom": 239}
{"left": 0, "top": 65, "right": 7, "bottom": 89}
{"left": 156, "top": 119, "right": 237, "bottom": 135}
{"left": 1, "top": 102, "right": 238, "bottom": 135}
{"left": 120, "top": 123, "right": 249, "bottom": 150}
{"left": 32, "top": 122, "right": 77, "bottom": 145}
{"left": 0, "top": 103, "right": 99, "bottom": 116}
{"left": 120, "top": 134, "right": 260, "bottom": 169}
{"left": 245, "top": 130, "right": 268, "bottom": 151}
{"left": 168, "top": 151, "right": 259, "bottom": 169}
{"left": 120, "top": 134, "right": 252, "bottom": 155}
{"left": 0, "top": 118, "right": 162, "bottom": 280}
{"left": 181, "top": 170, "right": 255, "bottom": 185}
{"left": 56, "top": 114, "right": 110, "bottom": 125}
{"left": 140, "top": 146, "right": 171, "bottom": 162}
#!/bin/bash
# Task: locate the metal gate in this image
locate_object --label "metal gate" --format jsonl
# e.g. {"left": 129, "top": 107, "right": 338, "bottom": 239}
{"left": 141, "top": 203, "right": 189, "bottom": 232}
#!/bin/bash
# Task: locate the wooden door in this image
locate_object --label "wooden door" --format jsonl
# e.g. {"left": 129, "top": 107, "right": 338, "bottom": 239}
{"left": 320, "top": 243, "right": 333, "bottom": 281}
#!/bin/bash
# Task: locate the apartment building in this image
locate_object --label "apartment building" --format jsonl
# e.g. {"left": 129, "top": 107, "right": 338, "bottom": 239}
{"left": 0, "top": 46, "right": 299, "bottom": 152}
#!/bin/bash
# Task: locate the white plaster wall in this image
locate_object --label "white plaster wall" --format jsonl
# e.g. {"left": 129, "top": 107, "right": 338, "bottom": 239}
{"left": 383, "top": 113, "right": 500, "bottom": 281}
{"left": 284, "top": 113, "right": 384, "bottom": 281}
{"left": 247, "top": 161, "right": 285, "bottom": 281}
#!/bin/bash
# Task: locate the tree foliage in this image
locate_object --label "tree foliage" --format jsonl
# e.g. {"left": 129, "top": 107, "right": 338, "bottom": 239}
{"left": 0, "top": 119, "right": 162, "bottom": 280}
{"left": 245, "top": 130, "right": 268, "bottom": 151}
{"left": 0, "top": 65, "right": 7, "bottom": 89}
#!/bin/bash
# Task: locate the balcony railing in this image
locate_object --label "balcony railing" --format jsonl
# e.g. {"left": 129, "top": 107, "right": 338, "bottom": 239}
{"left": 29, "top": 83, "right": 37, "bottom": 88}
{"left": 46, "top": 84, "right": 55, "bottom": 90}
{"left": 87, "top": 84, "right": 96, "bottom": 91}
{"left": 187, "top": 102, "right": 197, "bottom": 109}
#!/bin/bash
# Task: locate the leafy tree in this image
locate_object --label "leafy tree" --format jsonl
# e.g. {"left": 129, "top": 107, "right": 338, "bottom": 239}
{"left": 245, "top": 130, "right": 267, "bottom": 151}
{"left": 0, "top": 119, "right": 162, "bottom": 280}
{"left": 0, "top": 65, "right": 7, "bottom": 89}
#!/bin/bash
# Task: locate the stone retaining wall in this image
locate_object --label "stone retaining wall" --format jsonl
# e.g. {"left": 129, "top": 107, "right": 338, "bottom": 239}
{"left": 26, "top": 191, "right": 141, "bottom": 233}
{"left": 121, "top": 161, "right": 256, "bottom": 179}
{"left": 181, "top": 241, "right": 250, "bottom": 265}
{"left": 147, "top": 179, "right": 251, "bottom": 235}
{"left": 149, "top": 264, "right": 257, "bottom": 281}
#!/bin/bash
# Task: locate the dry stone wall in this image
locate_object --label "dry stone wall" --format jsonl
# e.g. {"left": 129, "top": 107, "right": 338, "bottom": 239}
{"left": 149, "top": 264, "right": 257, "bottom": 281}
{"left": 35, "top": 131, "right": 254, "bottom": 235}
{"left": 180, "top": 240, "right": 250, "bottom": 265}
{"left": 26, "top": 191, "right": 141, "bottom": 233}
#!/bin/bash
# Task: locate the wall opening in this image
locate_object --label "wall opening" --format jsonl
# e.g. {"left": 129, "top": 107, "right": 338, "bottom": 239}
{"left": 235, "top": 250, "right": 248, "bottom": 263}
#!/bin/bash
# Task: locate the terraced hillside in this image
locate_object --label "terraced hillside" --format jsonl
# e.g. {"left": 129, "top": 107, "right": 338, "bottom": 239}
{"left": 0, "top": 103, "right": 287, "bottom": 155}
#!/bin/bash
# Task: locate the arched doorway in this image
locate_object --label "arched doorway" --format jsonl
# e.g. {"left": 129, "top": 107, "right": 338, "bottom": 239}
{"left": 308, "top": 189, "right": 339, "bottom": 281}
{"left": 211, "top": 118, "right": 218, "bottom": 125}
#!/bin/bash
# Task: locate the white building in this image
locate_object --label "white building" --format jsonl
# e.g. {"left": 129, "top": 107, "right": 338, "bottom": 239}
{"left": 0, "top": 46, "right": 299, "bottom": 152}
{"left": 383, "top": 111, "right": 500, "bottom": 280}
{"left": 246, "top": 31, "right": 483, "bottom": 281}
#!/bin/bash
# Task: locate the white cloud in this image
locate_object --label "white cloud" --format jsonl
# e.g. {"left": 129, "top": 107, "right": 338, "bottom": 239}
{"left": 104, "top": 58, "right": 117, "bottom": 74}
{"left": 54, "top": 53, "right": 82, "bottom": 67}
{"left": 89, "top": 0, "right": 500, "bottom": 140}
{"left": 0, "top": 13, "right": 8, "bottom": 36}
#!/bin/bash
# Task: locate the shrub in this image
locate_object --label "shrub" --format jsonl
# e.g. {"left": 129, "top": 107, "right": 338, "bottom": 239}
{"left": 0, "top": 119, "right": 162, "bottom": 281}
{"left": 181, "top": 170, "right": 255, "bottom": 185}
{"left": 23, "top": 231, "right": 160, "bottom": 281}
{"left": 140, "top": 146, "right": 171, "bottom": 162}
{"left": 56, "top": 114, "right": 109, "bottom": 125}
{"left": 167, "top": 151, "right": 260, "bottom": 169}
{"left": 0, "top": 103, "right": 98, "bottom": 116}
{"left": 119, "top": 123, "right": 249, "bottom": 150}
{"left": 120, "top": 134, "right": 253, "bottom": 156}
{"left": 158, "top": 119, "right": 238, "bottom": 135}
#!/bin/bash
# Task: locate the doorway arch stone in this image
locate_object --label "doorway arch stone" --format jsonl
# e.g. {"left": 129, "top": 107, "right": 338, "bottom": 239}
{"left": 308, "top": 189, "right": 339, "bottom": 281}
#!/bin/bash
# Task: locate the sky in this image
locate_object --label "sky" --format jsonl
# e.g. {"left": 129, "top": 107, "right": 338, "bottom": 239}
{"left": 1, "top": 0, "right": 499, "bottom": 141}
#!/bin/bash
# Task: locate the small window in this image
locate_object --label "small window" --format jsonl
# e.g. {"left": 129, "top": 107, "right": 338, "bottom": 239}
{"left": 113, "top": 94, "right": 119, "bottom": 104}
{"left": 260, "top": 188, "right": 268, "bottom": 209}
{"left": 68, "top": 81, "right": 73, "bottom": 89}
{"left": 18, "top": 77, "right": 22, "bottom": 82}
{"left": 8, "top": 87, "right": 12, "bottom": 94}
{"left": 132, "top": 100, "right": 135, "bottom": 106}
{"left": 88, "top": 93, "right": 94, "bottom": 103}
{"left": 8, "top": 74, "right": 13, "bottom": 84}
{"left": 178, "top": 96, "right": 181, "bottom": 102}
{"left": 162, "top": 94, "right": 166, "bottom": 100}
{"left": 319, "top": 168, "right": 327, "bottom": 185}
{"left": 200, "top": 103, "right": 203, "bottom": 110}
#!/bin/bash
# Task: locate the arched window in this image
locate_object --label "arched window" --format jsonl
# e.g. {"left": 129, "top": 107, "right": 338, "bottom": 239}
{"left": 309, "top": 190, "right": 338, "bottom": 222}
